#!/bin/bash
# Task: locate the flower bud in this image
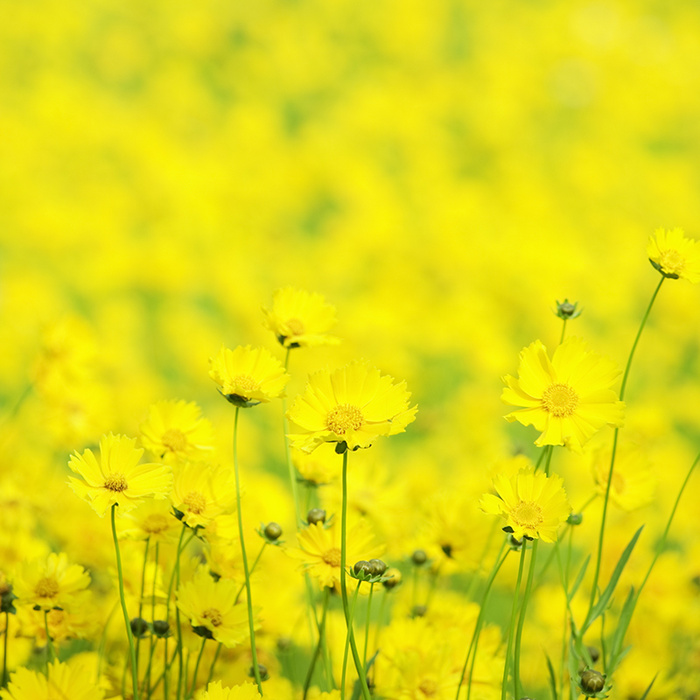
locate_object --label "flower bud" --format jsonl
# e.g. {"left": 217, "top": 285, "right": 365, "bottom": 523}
{"left": 264, "top": 522, "right": 282, "bottom": 541}
{"left": 382, "top": 567, "right": 402, "bottom": 590}
{"left": 368, "top": 559, "right": 387, "bottom": 577}
{"left": 411, "top": 604, "right": 427, "bottom": 618}
{"left": 307, "top": 508, "right": 327, "bottom": 525}
{"left": 579, "top": 669, "right": 605, "bottom": 695}
{"left": 250, "top": 663, "right": 269, "bottom": 681}
{"left": 130, "top": 617, "right": 150, "bottom": 638}
{"left": 411, "top": 549, "right": 428, "bottom": 566}
{"left": 586, "top": 645, "right": 600, "bottom": 664}
{"left": 555, "top": 299, "right": 582, "bottom": 319}
{"left": 567, "top": 512, "right": 583, "bottom": 526}
{"left": 152, "top": 620, "right": 171, "bottom": 637}
{"left": 353, "top": 560, "right": 372, "bottom": 576}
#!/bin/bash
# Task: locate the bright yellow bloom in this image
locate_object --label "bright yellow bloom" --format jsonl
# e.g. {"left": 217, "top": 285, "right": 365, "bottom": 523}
{"left": 171, "top": 462, "right": 237, "bottom": 529}
{"left": 176, "top": 567, "right": 250, "bottom": 648}
{"left": 13, "top": 552, "right": 90, "bottom": 612}
{"left": 647, "top": 227, "right": 700, "bottom": 282}
{"left": 139, "top": 399, "right": 215, "bottom": 463}
{"left": 67, "top": 433, "right": 173, "bottom": 517}
{"left": 286, "top": 361, "right": 417, "bottom": 453}
{"left": 0, "top": 659, "right": 104, "bottom": 700}
{"left": 209, "top": 345, "right": 290, "bottom": 407}
{"left": 502, "top": 337, "right": 624, "bottom": 451}
{"left": 480, "top": 467, "right": 571, "bottom": 543}
{"left": 262, "top": 286, "right": 340, "bottom": 348}
{"left": 199, "top": 680, "right": 262, "bottom": 700}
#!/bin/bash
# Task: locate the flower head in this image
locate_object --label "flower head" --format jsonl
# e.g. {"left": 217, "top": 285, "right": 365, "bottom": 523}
{"left": 647, "top": 227, "right": 700, "bottom": 282}
{"left": 200, "top": 681, "right": 261, "bottom": 700}
{"left": 68, "top": 433, "right": 173, "bottom": 517}
{"left": 209, "top": 345, "right": 290, "bottom": 407}
{"left": 262, "top": 286, "right": 340, "bottom": 348}
{"left": 171, "top": 462, "right": 237, "bottom": 529}
{"left": 480, "top": 467, "right": 571, "bottom": 542}
{"left": 502, "top": 337, "right": 624, "bottom": 451}
{"left": 1, "top": 659, "right": 104, "bottom": 700}
{"left": 287, "top": 361, "right": 417, "bottom": 453}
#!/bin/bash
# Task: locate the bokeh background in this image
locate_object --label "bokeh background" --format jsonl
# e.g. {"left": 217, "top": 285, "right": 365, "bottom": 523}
{"left": 1, "top": 0, "right": 700, "bottom": 696}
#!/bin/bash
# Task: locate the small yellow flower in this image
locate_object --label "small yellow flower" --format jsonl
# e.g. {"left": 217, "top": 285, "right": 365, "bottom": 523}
{"left": 171, "top": 462, "right": 237, "bottom": 529}
{"left": 287, "top": 361, "right": 417, "bottom": 453}
{"left": 647, "top": 227, "right": 700, "bottom": 282}
{"left": 13, "top": 552, "right": 90, "bottom": 612}
{"left": 502, "top": 337, "right": 624, "bottom": 451}
{"left": 480, "top": 467, "right": 571, "bottom": 543}
{"left": 591, "top": 447, "right": 656, "bottom": 512}
{"left": 68, "top": 433, "right": 173, "bottom": 517}
{"left": 1, "top": 659, "right": 104, "bottom": 700}
{"left": 209, "top": 345, "right": 290, "bottom": 407}
{"left": 262, "top": 286, "right": 340, "bottom": 348}
{"left": 199, "top": 680, "right": 261, "bottom": 700}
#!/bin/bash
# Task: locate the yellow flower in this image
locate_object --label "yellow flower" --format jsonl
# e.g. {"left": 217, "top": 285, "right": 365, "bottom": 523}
{"left": 480, "top": 467, "right": 571, "bottom": 543}
{"left": 171, "top": 462, "right": 237, "bottom": 529}
{"left": 286, "top": 361, "right": 417, "bottom": 453}
{"left": 177, "top": 567, "right": 250, "bottom": 648}
{"left": 262, "top": 286, "right": 340, "bottom": 348}
{"left": 647, "top": 227, "right": 700, "bottom": 282}
{"left": 67, "top": 433, "right": 173, "bottom": 517}
{"left": 0, "top": 659, "right": 104, "bottom": 700}
{"left": 139, "top": 399, "right": 215, "bottom": 463}
{"left": 12, "top": 553, "right": 90, "bottom": 612}
{"left": 591, "top": 446, "right": 656, "bottom": 512}
{"left": 502, "top": 337, "right": 624, "bottom": 451}
{"left": 209, "top": 345, "right": 290, "bottom": 407}
{"left": 199, "top": 681, "right": 261, "bottom": 699}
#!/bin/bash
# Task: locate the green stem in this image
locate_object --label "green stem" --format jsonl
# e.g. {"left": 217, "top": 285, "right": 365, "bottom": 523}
{"left": 513, "top": 539, "right": 539, "bottom": 699}
{"left": 175, "top": 525, "right": 187, "bottom": 700}
{"left": 339, "top": 449, "right": 372, "bottom": 700}
{"left": 559, "top": 318, "right": 568, "bottom": 345}
{"left": 205, "top": 642, "right": 223, "bottom": 686}
{"left": 111, "top": 504, "right": 140, "bottom": 700}
{"left": 232, "top": 406, "right": 263, "bottom": 694}
{"left": 186, "top": 637, "right": 207, "bottom": 699}
{"left": 341, "top": 580, "right": 363, "bottom": 700}
{"left": 363, "top": 583, "right": 374, "bottom": 671}
{"left": 235, "top": 543, "right": 268, "bottom": 605}
{"left": 303, "top": 587, "right": 330, "bottom": 699}
{"left": 501, "top": 543, "right": 527, "bottom": 700}
{"left": 135, "top": 537, "right": 150, "bottom": 681}
{"left": 2, "top": 611, "right": 8, "bottom": 688}
{"left": 588, "top": 276, "right": 664, "bottom": 612}
{"left": 43, "top": 610, "right": 55, "bottom": 671}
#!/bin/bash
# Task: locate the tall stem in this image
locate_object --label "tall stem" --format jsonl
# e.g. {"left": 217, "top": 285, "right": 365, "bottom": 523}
{"left": 111, "top": 504, "right": 140, "bottom": 700}
{"left": 513, "top": 540, "right": 539, "bottom": 699}
{"left": 501, "top": 543, "right": 527, "bottom": 700}
{"left": 303, "top": 587, "right": 330, "bottom": 699}
{"left": 232, "top": 406, "right": 263, "bottom": 694}
{"left": 588, "top": 276, "right": 664, "bottom": 611}
{"left": 2, "top": 611, "right": 8, "bottom": 688}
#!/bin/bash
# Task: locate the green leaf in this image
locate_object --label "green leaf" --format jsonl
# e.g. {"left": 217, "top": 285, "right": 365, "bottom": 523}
{"left": 568, "top": 554, "right": 590, "bottom": 602}
{"left": 545, "top": 653, "right": 558, "bottom": 700}
{"left": 607, "top": 586, "right": 637, "bottom": 673}
{"left": 639, "top": 673, "right": 657, "bottom": 700}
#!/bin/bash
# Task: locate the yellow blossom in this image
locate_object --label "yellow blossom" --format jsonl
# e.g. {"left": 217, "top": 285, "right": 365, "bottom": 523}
{"left": 647, "top": 227, "right": 700, "bottom": 282}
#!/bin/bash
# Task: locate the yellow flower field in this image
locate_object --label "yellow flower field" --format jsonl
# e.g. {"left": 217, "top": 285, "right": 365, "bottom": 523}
{"left": 1, "top": 1, "right": 699, "bottom": 699}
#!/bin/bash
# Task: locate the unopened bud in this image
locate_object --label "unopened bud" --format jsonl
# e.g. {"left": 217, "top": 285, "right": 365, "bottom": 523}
{"left": 130, "top": 617, "right": 150, "bottom": 638}
{"left": 411, "top": 549, "right": 428, "bottom": 566}
{"left": 368, "top": 559, "right": 387, "bottom": 577}
{"left": 264, "top": 522, "right": 282, "bottom": 541}
{"left": 580, "top": 669, "right": 605, "bottom": 695}
{"left": 353, "top": 560, "right": 372, "bottom": 576}
{"left": 307, "top": 508, "right": 326, "bottom": 525}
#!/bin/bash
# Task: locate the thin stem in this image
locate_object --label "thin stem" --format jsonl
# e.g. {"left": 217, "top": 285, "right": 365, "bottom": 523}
{"left": 235, "top": 543, "right": 268, "bottom": 605}
{"left": 2, "top": 611, "right": 8, "bottom": 688}
{"left": 363, "top": 583, "right": 374, "bottom": 671}
{"left": 303, "top": 587, "right": 330, "bottom": 699}
{"left": 43, "top": 610, "right": 55, "bottom": 671}
{"left": 341, "top": 580, "right": 363, "bottom": 700}
{"left": 186, "top": 637, "right": 207, "bottom": 699}
{"left": 588, "top": 276, "right": 664, "bottom": 612}
{"left": 339, "top": 449, "right": 372, "bottom": 700}
{"left": 175, "top": 524, "right": 187, "bottom": 700}
{"left": 135, "top": 537, "right": 150, "bottom": 681}
{"left": 232, "top": 406, "right": 263, "bottom": 694}
{"left": 559, "top": 318, "right": 568, "bottom": 345}
{"left": 501, "top": 543, "right": 527, "bottom": 700}
{"left": 111, "top": 504, "right": 140, "bottom": 700}
{"left": 205, "top": 643, "right": 223, "bottom": 686}
{"left": 513, "top": 539, "right": 539, "bottom": 699}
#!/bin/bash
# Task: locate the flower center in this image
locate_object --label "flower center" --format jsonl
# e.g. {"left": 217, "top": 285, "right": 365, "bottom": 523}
{"left": 161, "top": 428, "right": 187, "bottom": 454}
{"left": 183, "top": 491, "right": 207, "bottom": 514}
{"left": 104, "top": 473, "right": 128, "bottom": 492}
{"left": 202, "top": 608, "right": 222, "bottom": 627}
{"left": 232, "top": 374, "right": 259, "bottom": 397}
{"left": 322, "top": 547, "right": 342, "bottom": 567}
{"left": 512, "top": 500, "right": 544, "bottom": 528}
{"left": 326, "top": 404, "right": 364, "bottom": 435}
{"left": 541, "top": 383, "right": 579, "bottom": 417}
{"left": 143, "top": 513, "right": 170, "bottom": 534}
{"left": 285, "top": 318, "right": 305, "bottom": 336}
{"left": 35, "top": 577, "right": 60, "bottom": 599}
{"left": 659, "top": 249, "right": 686, "bottom": 276}
{"left": 419, "top": 679, "right": 438, "bottom": 696}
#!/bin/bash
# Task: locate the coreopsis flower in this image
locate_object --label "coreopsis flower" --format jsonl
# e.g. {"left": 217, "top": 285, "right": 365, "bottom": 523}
{"left": 200, "top": 681, "right": 262, "bottom": 700}
{"left": 480, "top": 467, "right": 571, "bottom": 543}
{"left": 12, "top": 552, "right": 90, "bottom": 612}
{"left": 591, "top": 447, "right": 656, "bottom": 512}
{"left": 139, "top": 399, "right": 215, "bottom": 463}
{"left": 0, "top": 659, "right": 104, "bottom": 700}
{"left": 262, "top": 286, "right": 339, "bottom": 348}
{"left": 286, "top": 361, "right": 417, "bottom": 453}
{"left": 67, "top": 433, "right": 173, "bottom": 517}
{"left": 176, "top": 567, "right": 250, "bottom": 648}
{"left": 501, "top": 337, "right": 625, "bottom": 451}
{"left": 118, "top": 499, "right": 181, "bottom": 544}
{"left": 209, "top": 345, "right": 290, "bottom": 407}
{"left": 171, "top": 462, "right": 237, "bottom": 529}
{"left": 647, "top": 227, "right": 700, "bottom": 282}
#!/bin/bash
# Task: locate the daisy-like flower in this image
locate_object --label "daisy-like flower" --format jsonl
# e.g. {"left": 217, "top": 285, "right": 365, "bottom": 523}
{"left": 647, "top": 227, "right": 700, "bottom": 282}
{"left": 286, "top": 361, "right": 417, "bottom": 453}
{"left": 1, "top": 659, "right": 104, "bottom": 700}
{"left": 67, "top": 433, "right": 173, "bottom": 517}
{"left": 12, "top": 552, "right": 90, "bottom": 612}
{"left": 480, "top": 467, "right": 571, "bottom": 543}
{"left": 171, "top": 462, "right": 237, "bottom": 529}
{"left": 200, "top": 681, "right": 262, "bottom": 700}
{"left": 209, "top": 345, "right": 290, "bottom": 408}
{"left": 262, "top": 286, "right": 340, "bottom": 348}
{"left": 502, "top": 337, "right": 625, "bottom": 451}
{"left": 176, "top": 567, "right": 250, "bottom": 648}
{"left": 139, "top": 399, "right": 215, "bottom": 463}
{"left": 591, "top": 447, "right": 656, "bottom": 512}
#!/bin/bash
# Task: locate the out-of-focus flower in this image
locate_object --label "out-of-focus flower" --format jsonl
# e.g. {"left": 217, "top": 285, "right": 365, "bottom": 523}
{"left": 171, "top": 462, "right": 237, "bottom": 529}
{"left": 262, "top": 287, "right": 340, "bottom": 348}
{"left": 199, "top": 680, "right": 262, "bottom": 699}
{"left": 647, "top": 227, "right": 700, "bottom": 282}
{"left": 67, "top": 433, "right": 173, "bottom": 517}
{"left": 287, "top": 361, "right": 417, "bottom": 453}
{"left": 139, "top": 399, "right": 215, "bottom": 463}
{"left": 209, "top": 346, "right": 290, "bottom": 407}
{"left": 502, "top": 337, "right": 624, "bottom": 451}
{"left": 0, "top": 659, "right": 104, "bottom": 700}
{"left": 480, "top": 467, "right": 571, "bottom": 542}
{"left": 591, "top": 447, "right": 656, "bottom": 512}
